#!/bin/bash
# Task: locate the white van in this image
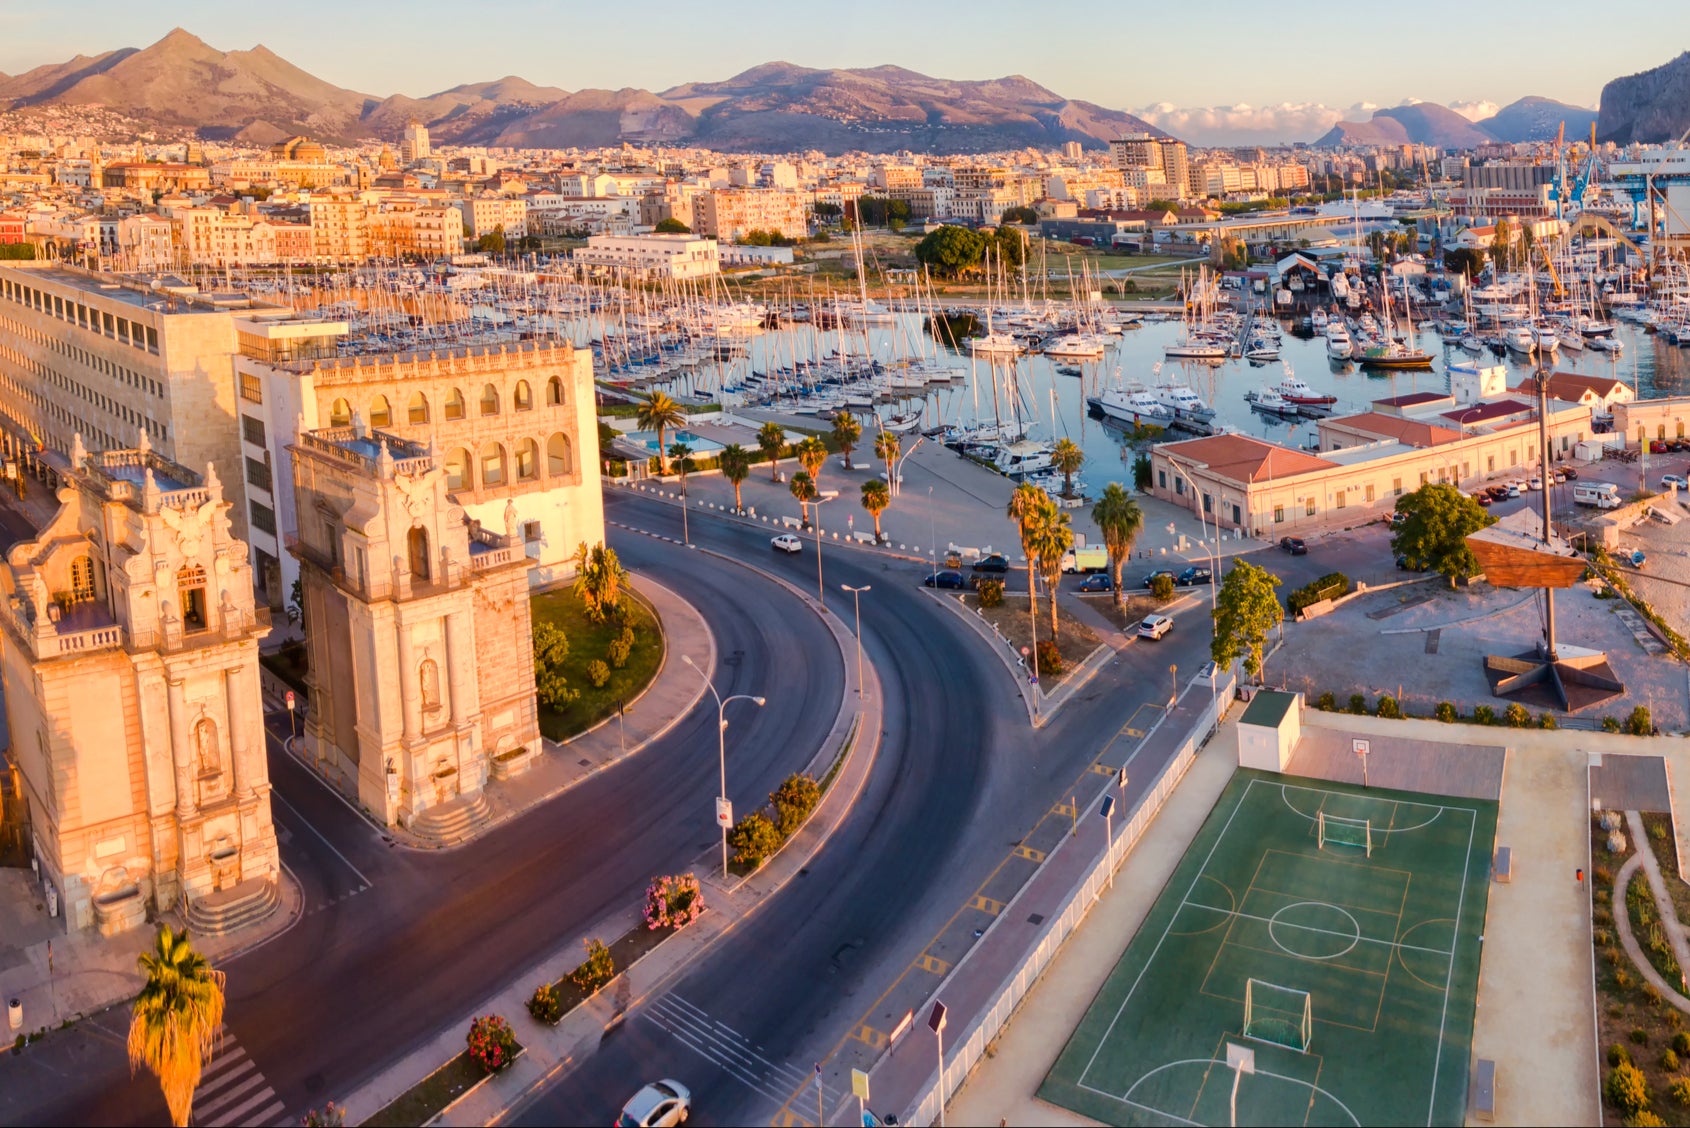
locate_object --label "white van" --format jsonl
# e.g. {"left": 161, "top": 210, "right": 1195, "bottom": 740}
{"left": 1573, "top": 482, "right": 1622, "bottom": 509}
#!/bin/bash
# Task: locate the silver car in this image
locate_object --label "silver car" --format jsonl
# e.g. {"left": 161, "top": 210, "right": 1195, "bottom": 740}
{"left": 619, "top": 1079, "right": 691, "bottom": 1127}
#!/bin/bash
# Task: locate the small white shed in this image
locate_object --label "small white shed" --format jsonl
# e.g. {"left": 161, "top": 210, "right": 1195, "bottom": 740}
{"left": 1237, "top": 690, "right": 1302, "bottom": 772}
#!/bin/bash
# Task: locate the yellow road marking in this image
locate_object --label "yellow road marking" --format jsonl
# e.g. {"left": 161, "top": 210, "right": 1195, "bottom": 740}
{"left": 916, "top": 953, "right": 951, "bottom": 975}
{"left": 1121, "top": 726, "right": 1146, "bottom": 738}
{"left": 1090, "top": 762, "right": 1115, "bottom": 776}
{"left": 851, "top": 1024, "right": 887, "bottom": 1049}
{"left": 772, "top": 1108, "right": 806, "bottom": 1127}
{"left": 1014, "top": 844, "right": 1046, "bottom": 862}
{"left": 970, "top": 895, "right": 1005, "bottom": 915}
{"left": 1052, "top": 802, "right": 1077, "bottom": 818}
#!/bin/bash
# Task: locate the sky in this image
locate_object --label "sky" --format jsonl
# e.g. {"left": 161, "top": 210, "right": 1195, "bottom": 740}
{"left": 3, "top": 0, "right": 1687, "bottom": 145}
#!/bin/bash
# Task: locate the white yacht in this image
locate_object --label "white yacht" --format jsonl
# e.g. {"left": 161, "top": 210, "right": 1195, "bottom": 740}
{"left": 1043, "top": 333, "right": 1108, "bottom": 359}
{"left": 1154, "top": 383, "right": 1216, "bottom": 422}
{"left": 1245, "top": 386, "right": 1299, "bottom": 417}
{"left": 992, "top": 440, "right": 1055, "bottom": 477}
{"left": 1090, "top": 384, "right": 1174, "bottom": 425}
{"left": 968, "top": 332, "right": 1025, "bottom": 356}
{"left": 1505, "top": 324, "right": 1536, "bottom": 353}
{"left": 1325, "top": 322, "right": 1353, "bottom": 359}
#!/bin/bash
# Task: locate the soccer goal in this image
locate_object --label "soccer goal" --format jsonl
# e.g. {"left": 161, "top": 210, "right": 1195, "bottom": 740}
{"left": 1243, "top": 978, "right": 1314, "bottom": 1053}
{"left": 1317, "top": 810, "right": 1372, "bottom": 856}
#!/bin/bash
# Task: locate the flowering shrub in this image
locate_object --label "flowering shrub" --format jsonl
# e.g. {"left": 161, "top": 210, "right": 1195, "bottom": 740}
{"left": 770, "top": 775, "right": 821, "bottom": 838}
{"left": 644, "top": 873, "right": 705, "bottom": 930}
{"left": 465, "top": 1014, "right": 518, "bottom": 1075}
{"left": 301, "top": 1103, "right": 344, "bottom": 1128}
{"left": 728, "top": 812, "right": 782, "bottom": 868}
{"left": 568, "top": 938, "right": 614, "bottom": 993}
{"left": 526, "top": 982, "right": 562, "bottom": 1025}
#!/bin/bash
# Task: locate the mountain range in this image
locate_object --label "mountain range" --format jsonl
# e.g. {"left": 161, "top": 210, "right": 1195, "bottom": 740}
{"left": 1597, "top": 51, "right": 1690, "bottom": 143}
{"left": 0, "top": 30, "right": 1164, "bottom": 154}
{"left": 1313, "top": 97, "right": 1599, "bottom": 148}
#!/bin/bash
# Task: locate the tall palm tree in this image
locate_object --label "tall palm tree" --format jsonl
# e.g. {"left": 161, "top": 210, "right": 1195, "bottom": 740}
{"left": 797, "top": 436, "right": 828, "bottom": 492}
{"left": 719, "top": 443, "right": 752, "bottom": 512}
{"left": 1028, "top": 498, "right": 1075, "bottom": 637}
{"left": 758, "top": 422, "right": 787, "bottom": 482}
{"left": 668, "top": 442, "right": 693, "bottom": 495}
{"left": 1051, "top": 438, "right": 1085, "bottom": 499}
{"left": 636, "top": 391, "right": 686, "bottom": 474}
{"left": 874, "top": 429, "right": 901, "bottom": 492}
{"left": 1007, "top": 482, "right": 1046, "bottom": 616}
{"left": 789, "top": 470, "right": 818, "bottom": 528}
{"left": 860, "top": 478, "right": 890, "bottom": 542}
{"left": 1091, "top": 483, "right": 1144, "bottom": 612}
{"left": 128, "top": 925, "right": 225, "bottom": 1128}
{"left": 831, "top": 410, "right": 863, "bottom": 470}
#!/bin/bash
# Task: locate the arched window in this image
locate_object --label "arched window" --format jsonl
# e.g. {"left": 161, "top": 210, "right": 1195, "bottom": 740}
{"left": 514, "top": 380, "right": 533, "bottom": 411}
{"left": 177, "top": 564, "right": 207, "bottom": 633}
{"left": 444, "top": 447, "right": 472, "bottom": 491}
{"left": 369, "top": 394, "right": 391, "bottom": 428}
{"left": 329, "top": 398, "right": 351, "bottom": 427}
{"left": 546, "top": 432, "right": 573, "bottom": 477}
{"left": 408, "top": 391, "right": 429, "bottom": 424}
{"left": 69, "top": 554, "right": 95, "bottom": 602}
{"left": 419, "top": 659, "right": 441, "bottom": 710}
{"left": 480, "top": 442, "right": 507, "bottom": 486}
{"left": 193, "top": 717, "right": 219, "bottom": 776}
{"left": 407, "top": 525, "right": 431, "bottom": 582}
{"left": 479, "top": 383, "right": 501, "bottom": 416}
{"left": 444, "top": 387, "right": 466, "bottom": 421}
{"left": 515, "top": 438, "right": 538, "bottom": 480}
{"left": 546, "top": 376, "right": 564, "bottom": 406}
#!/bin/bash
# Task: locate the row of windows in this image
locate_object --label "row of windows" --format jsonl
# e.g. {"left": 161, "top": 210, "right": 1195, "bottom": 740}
{"left": 0, "top": 276, "right": 160, "bottom": 355}
{"left": 0, "top": 345, "right": 168, "bottom": 451}
{"left": 443, "top": 434, "right": 574, "bottom": 491}
{"left": 326, "top": 375, "right": 567, "bottom": 429}
{"left": 0, "top": 314, "right": 166, "bottom": 400}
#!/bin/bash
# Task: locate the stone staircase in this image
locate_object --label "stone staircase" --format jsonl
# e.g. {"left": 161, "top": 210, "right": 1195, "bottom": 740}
{"left": 185, "top": 876, "right": 280, "bottom": 937}
{"left": 409, "top": 791, "right": 493, "bottom": 846}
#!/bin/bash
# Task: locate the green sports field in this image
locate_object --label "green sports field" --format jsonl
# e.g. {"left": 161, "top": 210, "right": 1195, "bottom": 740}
{"left": 1040, "top": 769, "right": 1497, "bottom": 1127}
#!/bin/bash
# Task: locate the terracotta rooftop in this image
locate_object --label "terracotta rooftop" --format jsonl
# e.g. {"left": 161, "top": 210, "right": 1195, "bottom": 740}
{"left": 1438, "top": 399, "right": 1535, "bottom": 425}
{"left": 1375, "top": 392, "right": 1449, "bottom": 408}
{"left": 1163, "top": 434, "right": 1336, "bottom": 483}
{"left": 1510, "top": 372, "right": 1628, "bottom": 401}
{"left": 1329, "top": 411, "right": 1465, "bottom": 447}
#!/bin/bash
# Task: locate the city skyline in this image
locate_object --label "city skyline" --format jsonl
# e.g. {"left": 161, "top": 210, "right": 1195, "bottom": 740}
{"left": 2, "top": 0, "right": 1686, "bottom": 146}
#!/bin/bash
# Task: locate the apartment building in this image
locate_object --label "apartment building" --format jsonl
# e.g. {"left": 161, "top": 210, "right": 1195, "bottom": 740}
{"left": 308, "top": 197, "right": 370, "bottom": 262}
{"left": 571, "top": 233, "right": 719, "bottom": 279}
{"left": 693, "top": 189, "right": 808, "bottom": 242}
{"left": 368, "top": 200, "right": 466, "bottom": 258}
{"left": 456, "top": 196, "right": 528, "bottom": 240}
{"left": 100, "top": 163, "right": 211, "bottom": 194}
{"left": 1110, "top": 134, "right": 1190, "bottom": 200}
{"left": 401, "top": 120, "right": 432, "bottom": 164}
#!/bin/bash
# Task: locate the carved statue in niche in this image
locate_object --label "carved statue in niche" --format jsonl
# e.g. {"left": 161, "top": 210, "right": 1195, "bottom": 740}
{"left": 194, "top": 715, "right": 219, "bottom": 776}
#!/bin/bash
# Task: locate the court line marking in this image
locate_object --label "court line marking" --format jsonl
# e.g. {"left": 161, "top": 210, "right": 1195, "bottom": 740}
{"left": 1279, "top": 783, "right": 1446, "bottom": 835}
{"left": 1078, "top": 1056, "right": 1362, "bottom": 1127}
{"left": 1427, "top": 806, "right": 1477, "bottom": 1126}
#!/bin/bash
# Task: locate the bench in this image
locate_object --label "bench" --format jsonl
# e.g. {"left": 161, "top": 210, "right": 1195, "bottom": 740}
{"left": 1493, "top": 847, "right": 1512, "bottom": 884}
{"left": 1471, "top": 1058, "right": 1496, "bottom": 1122}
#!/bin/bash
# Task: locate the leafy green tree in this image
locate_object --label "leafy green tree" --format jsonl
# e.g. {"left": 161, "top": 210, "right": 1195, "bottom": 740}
{"left": 1091, "top": 483, "right": 1144, "bottom": 612}
{"left": 914, "top": 225, "right": 987, "bottom": 278}
{"left": 860, "top": 478, "right": 890, "bottom": 541}
{"left": 654, "top": 217, "right": 691, "bottom": 234}
{"left": 999, "top": 205, "right": 1039, "bottom": 225}
{"left": 789, "top": 470, "right": 818, "bottom": 527}
{"left": 1212, "top": 559, "right": 1284, "bottom": 681}
{"left": 128, "top": 926, "right": 226, "bottom": 1127}
{"left": 1443, "top": 247, "right": 1486, "bottom": 279}
{"left": 718, "top": 443, "right": 752, "bottom": 511}
{"left": 758, "top": 421, "right": 787, "bottom": 481}
{"left": 812, "top": 202, "right": 844, "bottom": 219}
{"left": 856, "top": 196, "right": 912, "bottom": 228}
{"left": 476, "top": 224, "right": 507, "bottom": 254}
{"left": 989, "top": 225, "right": 1028, "bottom": 271}
{"left": 1132, "top": 452, "right": 1152, "bottom": 490}
{"left": 1051, "top": 438, "right": 1085, "bottom": 498}
{"left": 830, "top": 410, "right": 862, "bottom": 470}
{"left": 1389, "top": 483, "right": 1496, "bottom": 589}
{"left": 636, "top": 390, "right": 686, "bottom": 474}
{"left": 1145, "top": 199, "right": 1180, "bottom": 213}
{"left": 739, "top": 229, "right": 774, "bottom": 246}
{"left": 770, "top": 774, "right": 821, "bottom": 838}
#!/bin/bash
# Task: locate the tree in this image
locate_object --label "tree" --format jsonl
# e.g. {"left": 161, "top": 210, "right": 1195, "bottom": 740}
{"left": 573, "top": 541, "right": 627, "bottom": 622}
{"left": 636, "top": 391, "right": 686, "bottom": 474}
{"left": 1212, "top": 560, "right": 1283, "bottom": 682}
{"left": 1051, "top": 438, "right": 1085, "bottom": 498}
{"left": 830, "top": 410, "right": 862, "bottom": 470}
{"left": 988, "top": 225, "right": 1028, "bottom": 271}
{"left": 796, "top": 436, "right": 828, "bottom": 491}
{"left": 476, "top": 224, "right": 507, "bottom": 254}
{"left": 789, "top": 470, "right": 818, "bottom": 527}
{"left": 128, "top": 925, "right": 226, "bottom": 1127}
{"left": 1028, "top": 497, "right": 1075, "bottom": 637}
{"left": 1490, "top": 218, "right": 1513, "bottom": 271}
{"left": 1000, "top": 205, "right": 1039, "bottom": 225}
{"left": 914, "top": 225, "right": 987, "bottom": 278}
{"left": 532, "top": 621, "right": 576, "bottom": 709}
{"left": 1443, "top": 246, "right": 1486, "bottom": 279}
{"left": 860, "top": 478, "right": 890, "bottom": 542}
{"left": 1008, "top": 482, "right": 1046, "bottom": 617}
{"left": 668, "top": 442, "right": 694, "bottom": 494}
{"left": 758, "top": 421, "right": 787, "bottom": 481}
{"left": 812, "top": 201, "right": 844, "bottom": 220}
{"left": 1389, "top": 482, "right": 1496, "bottom": 588}
{"left": 1091, "top": 483, "right": 1144, "bottom": 612}
{"left": 856, "top": 196, "right": 911, "bottom": 229}
{"left": 874, "top": 429, "right": 901, "bottom": 486}
{"left": 1131, "top": 451, "right": 1153, "bottom": 490}
{"left": 654, "top": 217, "right": 691, "bottom": 234}
{"left": 719, "top": 443, "right": 752, "bottom": 511}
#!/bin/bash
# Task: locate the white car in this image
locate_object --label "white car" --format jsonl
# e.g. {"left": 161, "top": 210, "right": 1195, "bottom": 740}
{"left": 618, "top": 1080, "right": 691, "bottom": 1127}
{"left": 1527, "top": 476, "right": 1543, "bottom": 491}
{"left": 1138, "top": 614, "right": 1174, "bottom": 640}
{"left": 771, "top": 533, "right": 803, "bottom": 554}
{"left": 1663, "top": 474, "right": 1689, "bottom": 491}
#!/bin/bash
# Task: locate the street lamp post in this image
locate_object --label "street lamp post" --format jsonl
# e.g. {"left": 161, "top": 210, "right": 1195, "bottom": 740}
{"left": 681, "top": 655, "right": 766, "bottom": 877}
{"left": 889, "top": 436, "right": 925, "bottom": 500}
{"left": 1169, "top": 460, "right": 1221, "bottom": 694}
{"left": 839, "top": 584, "right": 871, "bottom": 697}
{"left": 811, "top": 495, "right": 833, "bottom": 607}
{"left": 928, "top": 485, "right": 938, "bottom": 583}
{"left": 1169, "top": 663, "right": 1178, "bottom": 708}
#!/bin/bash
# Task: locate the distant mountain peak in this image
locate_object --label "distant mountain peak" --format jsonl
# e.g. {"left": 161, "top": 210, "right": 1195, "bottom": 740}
{"left": 1598, "top": 51, "right": 1690, "bottom": 143}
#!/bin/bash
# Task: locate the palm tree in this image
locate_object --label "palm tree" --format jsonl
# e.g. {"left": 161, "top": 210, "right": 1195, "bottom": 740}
{"left": 1007, "top": 482, "right": 1046, "bottom": 616}
{"left": 669, "top": 441, "right": 693, "bottom": 495}
{"left": 797, "top": 436, "right": 828, "bottom": 491}
{"left": 1091, "top": 483, "right": 1144, "bottom": 612}
{"left": 789, "top": 470, "right": 818, "bottom": 528}
{"left": 1028, "top": 498, "right": 1075, "bottom": 637}
{"left": 831, "top": 410, "right": 863, "bottom": 470}
{"left": 636, "top": 391, "right": 686, "bottom": 474}
{"left": 874, "top": 429, "right": 901, "bottom": 491}
{"left": 719, "top": 443, "right": 751, "bottom": 512}
{"left": 128, "top": 925, "right": 225, "bottom": 1127}
{"left": 758, "top": 422, "right": 787, "bottom": 482}
{"left": 860, "top": 478, "right": 890, "bottom": 542}
{"left": 1051, "top": 438, "right": 1085, "bottom": 499}
{"left": 574, "top": 540, "right": 626, "bottom": 622}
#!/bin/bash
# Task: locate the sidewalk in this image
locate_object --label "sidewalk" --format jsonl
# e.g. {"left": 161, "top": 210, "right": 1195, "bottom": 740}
{"left": 336, "top": 572, "right": 882, "bottom": 1127}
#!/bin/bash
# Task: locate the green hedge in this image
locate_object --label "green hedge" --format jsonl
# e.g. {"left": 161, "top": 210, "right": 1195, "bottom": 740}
{"left": 0, "top": 244, "right": 36, "bottom": 261}
{"left": 1287, "top": 571, "right": 1350, "bottom": 614}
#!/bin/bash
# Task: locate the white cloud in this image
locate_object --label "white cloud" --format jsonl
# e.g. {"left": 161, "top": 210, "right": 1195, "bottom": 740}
{"left": 1448, "top": 99, "right": 1501, "bottom": 122}
{"left": 1134, "top": 101, "right": 1377, "bottom": 146}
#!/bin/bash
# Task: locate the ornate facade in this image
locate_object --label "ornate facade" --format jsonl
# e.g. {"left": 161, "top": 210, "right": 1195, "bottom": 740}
{"left": 290, "top": 421, "right": 540, "bottom": 830}
{"left": 0, "top": 437, "right": 278, "bottom": 934}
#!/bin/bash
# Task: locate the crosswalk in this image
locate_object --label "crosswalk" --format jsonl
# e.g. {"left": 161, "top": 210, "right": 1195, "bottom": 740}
{"left": 644, "top": 993, "right": 842, "bottom": 1116}
{"left": 189, "top": 1027, "right": 289, "bottom": 1127}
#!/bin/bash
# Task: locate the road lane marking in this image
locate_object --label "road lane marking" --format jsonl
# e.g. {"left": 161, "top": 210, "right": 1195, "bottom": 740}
{"left": 269, "top": 790, "right": 374, "bottom": 889}
{"left": 970, "top": 895, "right": 1005, "bottom": 915}
{"left": 916, "top": 953, "right": 951, "bottom": 975}
{"left": 851, "top": 1024, "right": 887, "bottom": 1049}
{"left": 1014, "top": 844, "right": 1046, "bottom": 862}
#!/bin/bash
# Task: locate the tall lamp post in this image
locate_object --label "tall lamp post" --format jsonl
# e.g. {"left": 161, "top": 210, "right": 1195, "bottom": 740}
{"left": 681, "top": 654, "right": 766, "bottom": 877}
{"left": 811, "top": 494, "right": 833, "bottom": 607}
{"left": 839, "top": 584, "right": 871, "bottom": 697}
{"left": 1169, "top": 460, "right": 1221, "bottom": 695}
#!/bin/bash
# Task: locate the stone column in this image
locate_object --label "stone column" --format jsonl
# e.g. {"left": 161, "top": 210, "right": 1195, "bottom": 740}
{"left": 444, "top": 609, "right": 474, "bottom": 725}
{"left": 225, "top": 665, "right": 259, "bottom": 799}
{"left": 166, "top": 678, "right": 193, "bottom": 817}
{"left": 396, "top": 618, "right": 420, "bottom": 742}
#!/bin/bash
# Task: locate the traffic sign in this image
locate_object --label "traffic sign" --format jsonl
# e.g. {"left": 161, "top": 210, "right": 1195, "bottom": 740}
{"left": 1099, "top": 795, "right": 1115, "bottom": 820}
{"left": 851, "top": 1069, "right": 870, "bottom": 1100}
{"left": 715, "top": 797, "right": 733, "bottom": 827}
{"left": 927, "top": 1000, "right": 947, "bottom": 1034}
{"left": 285, "top": 691, "right": 296, "bottom": 712}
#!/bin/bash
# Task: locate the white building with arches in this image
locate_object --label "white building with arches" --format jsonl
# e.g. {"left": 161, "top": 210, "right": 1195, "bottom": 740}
{"left": 232, "top": 317, "right": 604, "bottom": 608}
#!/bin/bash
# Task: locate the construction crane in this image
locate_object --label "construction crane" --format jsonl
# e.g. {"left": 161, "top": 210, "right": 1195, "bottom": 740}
{"left": 1535, "top": 240, "right": 1565, "bottom": 297}
{"left": 1548, "top": 122, "right": 1569, "bottom": 219}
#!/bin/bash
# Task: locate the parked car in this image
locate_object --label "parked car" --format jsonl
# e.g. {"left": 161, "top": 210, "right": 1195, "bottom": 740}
{"left": 771, "top": 534, "right": 803, "bottom": 554}
{"left": 1527, "top": 476, "right": 1543, "bottom": 491}
{"left": 1485, "top": 485, "right": 1510, "bottom": 501}
{"left": 1138, "top": 614, "right": 1174, "bottom": 640}
{"left": 619, "top": 1080, "right": 692, "bottom": 1127}
{"left": 1551, "top": 469, "right": 1567, "bottom": 484}
{"left": 1389, "top": 510, "right": 1408, "bottom": 526}
{"left": 1279, "top": 536, "right": 1308, "bottom": 556}
{"left": 1505, "top": 483, "right": 1522, "bottom": 499}
{"left": 1662, "top": 474, "right": 1689, "bottom": 491}
{"left": 1140, "top": 568, "right": 1178, "bottom": 588}
{"left": 1074, "top": 574, "right": 1114, "bottom": 593}
{"left": 971, "top": 553, "right": 1011, "bottom": 574}
{"left": 1652, "top": 439, "right": 1669, "bottom": 453}
{"left": 1176, "top": 565, "right": 1213, "bottom": 586}
{"left": 1472, "top": 492, "right": 1492, "bottom": 506}
{"left": 1396, "top": 554, "right": 1430, "bottom": 572}
{"left": 924, "top": 570, "right": 967, "bottom": 590}
{"left": 1562, "top": 466, "right": 1579, "bottom": 480}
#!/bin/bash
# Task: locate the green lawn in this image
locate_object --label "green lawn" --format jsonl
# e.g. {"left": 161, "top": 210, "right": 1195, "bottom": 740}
{"left": 1041, "top": 769, "right": 1496, "bottom": 1126}
{"left": 530, "top": 586, "right": 665, "bottom": 742}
